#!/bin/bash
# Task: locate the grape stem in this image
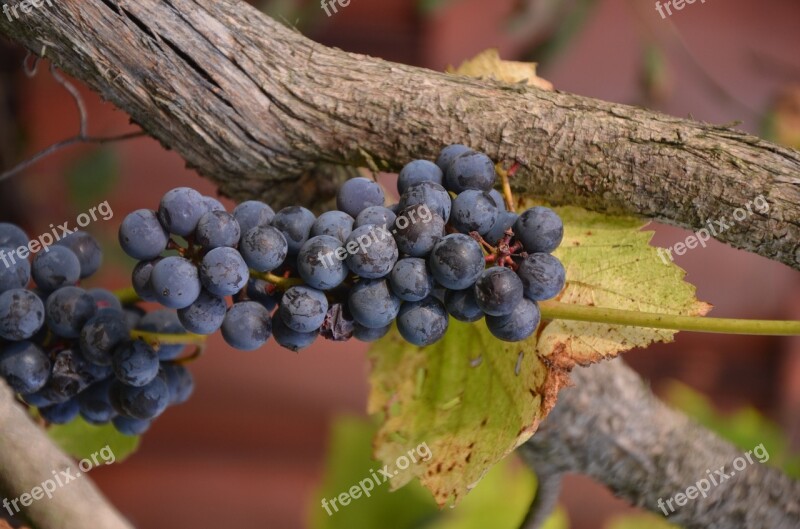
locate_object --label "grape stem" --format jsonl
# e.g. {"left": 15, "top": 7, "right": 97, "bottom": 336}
{"left": 539, "top": 301, "right": 800, "bottom": 336}
{"left": 250, "top": 270, "right": 304, "bottom": 290}
{"left": 129, "top": 330, "right": 208, "bottom": 345}
{"left": 113, "top": 287, "right": 141, "bottom": 305}
{"left": 495, "top": 162, "right": 518, "bottom": 212}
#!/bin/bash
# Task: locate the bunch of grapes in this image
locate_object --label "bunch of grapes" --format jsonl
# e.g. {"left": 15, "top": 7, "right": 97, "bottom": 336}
{"left": 122, "top": 144, "right": 565, "bottom": 352}
{"left": 0, "top": 225, "right": 194, "bottom": 435}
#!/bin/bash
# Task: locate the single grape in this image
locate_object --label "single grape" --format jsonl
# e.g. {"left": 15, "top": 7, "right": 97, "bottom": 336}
{"left": 517, "top": 253, "right": 566, "bottom": 301}
{"left": 132, "top": 259, "right": 160, "bottom": 302}
{"left": 21, "top": 389, "right": 56, "bottom": 408}
{"left": 279, "top": 286, "right": 328, "bottom": 333}
{"left": 0, "top": 223, "right": 29, "bottom": 250}
{"left": 151, "top": 256, "right": 202, "bottom": 309}
{"left": 80, "top": 311, "right": 130, "bottom": 366}
{"left": 55, "top": 231, "right": 102, "bottom": 279}
{"left": 310, "top": 211, "right": 354, "bottom": 242}
{"left": 345, "top": 225, "right": 399, "bottom": 279}
{"left": 195, "top": 210, "right": 241, "bottom": 249}
{"left": 47, "top": 348, "right": 103, "bottom": 400}
{"left": 485, "top": 211, "right": 518, "bottom": 245}
{"left": 445, "top": 151, "right": 496, "bottom": 192}
{"left": 31, "top": 246, "right": 81, "bottom": 292}
{"left": 87, "top": 288, "right": 124, "bottom": 314}
{"left": 78, "top": 378, "right": 117, "bottom": 425}
{"left": 111, "top": 377, "right": 170, "bottom": 420}
{"left": 319, "top": 303, "right": 354, "bottom": 341}
{"left": 336, "top": 177, "right": 385, "bottom": 218}
{"left": 244, "top": 278, "right": 278, "bottom": 311}
{"left": 355, "top": 206, "right": 396, "bottom": 230}
{"left": 396, "top": 297, "right": 449, "bottom": 346}
{"left": 0, "top": 341, "right": 50, "bottom": 394}
{"left": 199, "top": 247, "right": 249, "bottom": 297}
{"left": 399, "top": 181, "right": 451, "bottom": 222}
{"left": 0, "top": 289, "right": 45, "bottom": 341}
{"left": 394, "top": 205, "right": 445, "bottom": 257}
{"left": 157, "top": 187, "right": 207, "bottom": 236}
{"left": 297, "top": 235, "right": 349, "bottom": 290}
{"left": 162, "top": 363, "right": 194, "bottom": 405}
{"left": 239, "top": 225, "right": 288, "bottom": 272}
{"left": 271, "top": 206, "right": 316, "bottom": 255}
{"left": 203, "top": 196, "right": 227, "bottom": 212}
{"left": 177, "top": 289, "right": 227, "bottom": 335}
{"left": 352, "top": 323, "right": 391, "bottom": 343}
{"left": 348, "top": 279, "right": 400, "bottom": 329}
{"left": 514, "top": 207, "right": 564, "bottom": 254}
{"left": 0, "top": 247, "right": 31, "bottom": 294}
{"left": 113, "top": 415, "right": 151, "bottom": 436}
{"left": 389, "top": 258, "right": 433, "bottom": 302}
{"left": 233, "top": 200, "right": 275, "bottom": 236}
{"left": 474, "top": 267, "right": 523, "bottom": 316}
{"left": 444, "top": 288, "right": 483, "bottom": 322}
{"left": 221, "top": 301, "right": 272, "bottom": 351}
{"left": 398, "top": 160, "right": 444, "bottom": 195}
{"left": 428, "top": 234, "right": 484, "bottom": 290}
{"left": 46, "top": 286, "right": 97, "bottom": 338}
{"left": 450, "top": 190, "right": 500, "bottom": 235}
{"left": 112, "top": 340, "right": 160, "bottom": 387}
{"left": 488, "top": 189, "right": 506, "bottom": 212}
{"left": 39, "top": 399, "right": 80, "bottom": 425}
{"left": 118, "top": 209, "right": 169, "bottom": 260}
{"left": 435, "top": 144, "right": 473, "bottom": 172}
{"left": 136, "top": 310, "right": 187, "bottom": 361}
{"left": 485, "top": 298, "right": 540, "bottom": 342}
{"left": 271, "top": 312, "right": 318, "bottom": 352}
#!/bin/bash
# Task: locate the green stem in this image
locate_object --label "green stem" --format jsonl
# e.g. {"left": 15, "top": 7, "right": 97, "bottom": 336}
{"left": 113, "top": 287, "right": 141, "bottom": 305}
{"left": 250, "top": 270, "right": 304, "bottom": 290}
{"left": 539, "top": 301, "right": 800, "bottom": 336}
{"left": 130, "top": 330, "right": 207, "bottom": 346}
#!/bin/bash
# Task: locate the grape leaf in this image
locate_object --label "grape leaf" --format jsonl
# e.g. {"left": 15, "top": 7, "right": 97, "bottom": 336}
{"left": 368, "top": 206, "right": 709, "bottom": 507}
{"left": 48, "top": 417, "right": 139, "bottom": 463}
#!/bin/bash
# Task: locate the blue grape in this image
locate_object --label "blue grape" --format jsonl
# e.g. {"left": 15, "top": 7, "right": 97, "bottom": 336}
{"left": 450, "top": 190, "right": 500, "bottom": 235}
{"left": 203, "top": 196, "right": 227, "bottom": 212}
{"left": 444, "top": 288, "right": 483, "bottom": 322}
{"left": 428, "top": 234, "right": 484, "bottom": 290}
{"left": 394, "top": 205, "right": 445, "bottom": 257}
{"left": 311, "top": 211, "right": 354, "bottom": 242}
{"left": 319, "top": 303, "right": 354, "bottom": 341}
{"left": 396, "top": 297, "right": 449, "bottom": 346}
{"left": 389, "top": 258, "right": 433, "bottom": 302}
{"left": 517, "top": 253, "right": 566, "bottom": 301}
{"left": 233, "top": 200, "right": 275, "bottom": 236}
{"left": 56, "top": 231, "right": 102, "bottom": 279}
{"left": 297, "top": 236, "right": 349, "bottom": 290}
{"left": 352, "top": 323, "right": 391, "bottom": 343}
{"left": 80, "top": 311, "right": 130, "bottom": 366}
{"left": 39, "top": 399, "right": 80, "bottom": 425}
{"left": 445, "top": 151, "right": 496, "bottom": 192}
{"left": 46, "top": 286, "right": 97, "bottom": 338}
{"left": 221, "top": 301, "right": 273, "bottom": 351}
{"left": 151, "top": 256, "right": 202, "bottom": 309}
{"left": 399, "top": 181, "right": 451, "bottom": 222}
{"left": 0, "top": 247, "right": 30, "bottom": 294}
{"left": 162, "top": 363, "right": 194, "bottom": 405}
{"left": 132, "top": 259, "right": 159, "bottom": 302}
{"left": 177, "top": 289, "right": 227, "bottom": 335}
{"left": 136, "top": 310, "right": 186, "bottom": 360}
{"left": 348, "top": 279, "right": 400, "bottom": 329}
{"left": 111, "top": 377, "right": 169, "bottom": 420}
{"left": 398, "top": 160, "right": 444, "bottom": 195}
{"left": 48, "top": 348, "right": 106, "bottom": 400}
{"left": 336, "top": 177, "right": 385, "bottom": 218}
{"left": 113, "top": 415, "right": 151, "bottom": 435}
{"left": 0, "top": 223, "right": 29, "bottom": 250}
{"left": 244, "top": 278, "right": 278, "bottom": 311}
{"left": 514, "top": 207, "right": 564, "bottom": 254}
{"left": 485, "top": 298, "right": 540, "bottom": 341}
{"left": 279, "top": 286, "right": 328, "bottom": 333}
{"left": 474, "top": 267, "right": 523, "bottom": 316}
{"left": 271, "top": 312, "right": 318, "bottom": 352}
{"left": 118, "top": 209, "right": 169, "bottom": 260}
{"left": 485, "top": 211, "right": 518, "bottom": 245}
{"left": 199, "top": 247, "right": 249, "bottom": 297}
{"left": 87, "top": 288, "right": 123, "bottom": 314}
{"left": 0, "top": 341, "right": 50, "bottom": 394}
{"left": 435, "top": 144, "right": 472, "bottom": 172}
{"left": 0, "top": 289, "right": 45, "bottom": 340}
{"left": 345, "top": 225, "right": 399, "bottom": 279}
{"left": 195, "top": 210, "right": 241, "bottom": 249}
{"left": 239, "top": 225, "right": 288, "bottom": 272}
{"left": 271, "top": 206, "right": 316, "bottom": 255}
{"left": 123, "top": 306, "right": 145, "bottom": 330}
{"left": 113, "top": 341, "right": 159, "bottom": 387}
{"left": 32, "top": 246, "right": 81, "bottom": 292}
{"left": 488, "top": 189, "right": 506, "bottom": 212}
{"left": 157, "top": 187, "right": 207, "bottom": 236}
{"left": 355, "top": 206, "right": 396, "bottom": 230}
{"left": 21, "top": 390, "right": 56, "bottom": 408}
{"left": 78, "top": 378, "right": 116, "bottom": 425}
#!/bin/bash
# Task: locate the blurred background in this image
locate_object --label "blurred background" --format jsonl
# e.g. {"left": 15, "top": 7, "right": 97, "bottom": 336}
{"left": 1, "top": 0, "right": 799, "bottom": 528}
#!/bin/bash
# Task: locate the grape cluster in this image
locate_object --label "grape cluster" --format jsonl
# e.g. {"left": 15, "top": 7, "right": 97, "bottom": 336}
{"left": 0, "top": 225, "right": 194, "bottom": 435}
{"left": 121, "top": 144, "right": 565, "bottom": 353}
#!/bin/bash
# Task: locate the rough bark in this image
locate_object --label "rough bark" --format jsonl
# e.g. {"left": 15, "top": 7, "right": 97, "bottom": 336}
{"left": 0, "top": 0, "right": 799, "bottom": 269}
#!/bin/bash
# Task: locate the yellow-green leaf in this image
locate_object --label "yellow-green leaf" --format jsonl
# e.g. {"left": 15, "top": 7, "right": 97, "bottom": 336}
{"left": 48, "top": 417, "right": 139, "bottom": 463}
